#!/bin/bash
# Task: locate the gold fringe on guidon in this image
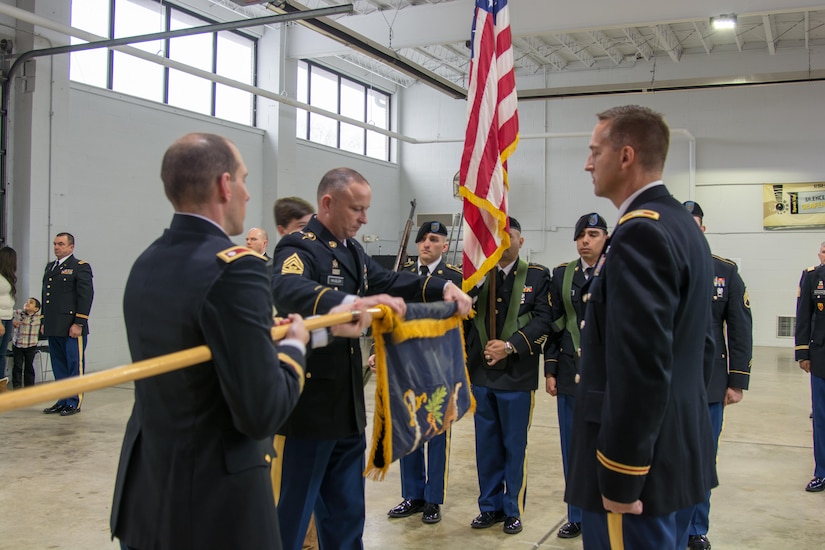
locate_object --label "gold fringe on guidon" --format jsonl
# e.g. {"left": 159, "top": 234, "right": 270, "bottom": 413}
{"left": 363, "top": 304, "right": 475, "bottom": 481}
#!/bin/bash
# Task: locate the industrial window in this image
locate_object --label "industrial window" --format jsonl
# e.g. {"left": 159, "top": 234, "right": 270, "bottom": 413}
{"left": 69, "top": 0, "right": 256, "bottom": 126}
{"left": 297, "top": 60, "right": 391, "bottom": 162}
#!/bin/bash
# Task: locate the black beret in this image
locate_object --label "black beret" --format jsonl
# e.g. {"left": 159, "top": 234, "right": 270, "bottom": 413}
{"left": 415, "top": 221, "right": 448, "bottom": 243}
{"left": 573, "top": 213, "right": 608, "bottom": 241}
{"left": 683, "top": 201, "right": 704, "bottom": 220}
{"left": 508, "top": 216, "right": 521, "bottom": 233}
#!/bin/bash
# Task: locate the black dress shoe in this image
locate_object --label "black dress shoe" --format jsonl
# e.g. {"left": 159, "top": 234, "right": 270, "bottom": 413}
{"left": 503, "top": 516, "right": 522, "bottom": 534}
{"left": 688, "top": 534, "right": 711, "bottom": 550}
{"left": 43, "top": 403, "right": 63, "bottom": 414}
{"left": 470, "top": 511, "right": 505, "bottom": 529}
{"left": 806, "top": 477, "right": 825, "bottom": 492}
{"left": 387, "top": 499, "right": 426, "bottom": 518}
{"left": 557, "top": 521, "right": 582, "bottom": 538}
{"left": 59, "top": 406, "right": 81, "bottom": 417}
{"left": 422, "top": 503, "right": 441, "bottom": 524}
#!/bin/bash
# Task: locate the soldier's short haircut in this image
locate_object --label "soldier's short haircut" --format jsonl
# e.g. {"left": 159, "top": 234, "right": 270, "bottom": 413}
{"left": 161, "top": 133, "right": 239, "bottom": 208}
{"left": 56, "top": 232, "right": 75, "bottom": 246}
{"left": 274, "top": 197, "right": 315, "bottom": 227}
{"left": 596, "top": 105, "right": 670, "bottom": 172}
{"left": 316, "top": 167, "right": 369, "bottom": 204}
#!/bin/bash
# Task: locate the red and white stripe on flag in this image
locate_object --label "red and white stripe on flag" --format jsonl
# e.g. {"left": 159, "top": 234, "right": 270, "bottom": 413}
{"left": 459, "top": 0, "right": 519, "bottom": 293}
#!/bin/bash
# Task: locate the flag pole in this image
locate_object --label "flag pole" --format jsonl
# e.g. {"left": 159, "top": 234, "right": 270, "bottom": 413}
{"left": 0, "top": 307, "right": 384, "bottom": 414}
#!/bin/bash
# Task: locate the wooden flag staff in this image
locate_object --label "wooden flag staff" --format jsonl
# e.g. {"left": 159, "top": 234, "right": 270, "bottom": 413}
{"left": 0, "top": 307, "right": 384, "bottom": 414}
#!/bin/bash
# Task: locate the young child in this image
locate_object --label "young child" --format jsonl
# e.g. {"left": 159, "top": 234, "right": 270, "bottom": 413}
{"left": 11, "top": 297, "right": 42, "bottom": 389}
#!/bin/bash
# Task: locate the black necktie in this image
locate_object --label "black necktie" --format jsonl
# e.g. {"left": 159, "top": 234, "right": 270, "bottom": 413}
{"left": 496, "top": 269, "right": 506, "bottom": 289}
{"left": 584, "top": 267, "right": 593, "bottom": 280}
{"left": 420, "top": 265, "right": 428, "bottom": 276}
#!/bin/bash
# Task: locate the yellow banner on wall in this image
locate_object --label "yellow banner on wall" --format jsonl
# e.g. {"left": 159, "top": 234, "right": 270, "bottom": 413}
{"left": 763, "top": 183, "right": 825, "bottom": 230}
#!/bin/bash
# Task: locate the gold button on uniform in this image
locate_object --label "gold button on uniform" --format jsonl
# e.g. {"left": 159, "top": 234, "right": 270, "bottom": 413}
{"left": 575, "top": 374, "right": 581, "bottom": 384}
{"left": 580, "top": 320, "right": 586, "bottom": 329}
{"left": 306, "top": 372, "right": 312, "bottom": 379}
{"left": 264, "top": 454, "right": 272, "bottom": 464}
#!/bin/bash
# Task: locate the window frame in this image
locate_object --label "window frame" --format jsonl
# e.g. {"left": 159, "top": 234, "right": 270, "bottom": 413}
{"left": 297, "top": 59, "right": 392, "bottom": 162}
{"left": 70, "top": 0, "right": 258, "bottom": 126}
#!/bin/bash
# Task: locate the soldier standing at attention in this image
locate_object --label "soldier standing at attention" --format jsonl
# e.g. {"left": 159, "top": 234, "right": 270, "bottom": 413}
{"left": 544, "top": 212, "right": 608, "bottom": 540}
{"left": 566, "top": 105, "right": 717, "bottom": 549}
{"left": 41, "top": 232, "right": 94, "bottom": 416}
{"left": 387, "top": 220, "right": 462, "bottom": 525}
{"left": 683, "top": 200, "right": 753, "bottom": 550}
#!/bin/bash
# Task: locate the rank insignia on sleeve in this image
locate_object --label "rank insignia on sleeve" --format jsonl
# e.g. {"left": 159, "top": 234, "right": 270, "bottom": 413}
{"left": 281, "top": 253, "right": 305, "bottom": 275}
{"left": 217, "top": 246, "right": 265, "bottom": 263}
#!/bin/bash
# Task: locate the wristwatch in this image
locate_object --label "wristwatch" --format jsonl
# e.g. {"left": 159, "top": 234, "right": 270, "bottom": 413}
{"left": 504, "top": 341, "right": 514, "bottom": 355}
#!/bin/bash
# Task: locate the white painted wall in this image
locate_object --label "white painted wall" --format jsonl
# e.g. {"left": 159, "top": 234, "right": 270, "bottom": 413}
{"left": 399, "top": 79, "right": 825, "bottom": 348}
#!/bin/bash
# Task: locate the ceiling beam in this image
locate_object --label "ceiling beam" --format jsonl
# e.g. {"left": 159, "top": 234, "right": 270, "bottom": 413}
{"left": 692, "top": 21, "right": 713, "bottom": 54}
{"left": 555, "top": 32, "right": 595, "bottom": 67}
{"left": 733, "top": 26, "right": 744, "bottom": 51}
{"left": 653, "top": 23, "right": 682, "bottom": 62}
{"left": 805, "top": 11, "right": 810, "bottom": 50}
{"left": 269, "top": 0, "right": 466, "bottom": 98}
{"left": 588, "top": 30, "right": 623, "bottom": 65}
{"left": 515, "top": 36, "right": 567, "bottom": 70}
{"left": 622, "top": 27, "right": 654, "bottom": 61}
{"left": 763, "top": 14, "right": 777, "bottom": 54}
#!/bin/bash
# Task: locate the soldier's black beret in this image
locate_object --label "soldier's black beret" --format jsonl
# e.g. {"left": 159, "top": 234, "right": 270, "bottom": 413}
{"left": 573, "top": 213, "right": 608, "bottom": 241}
{"left": 415, "top": 221, "right": 448, "bottom": 243}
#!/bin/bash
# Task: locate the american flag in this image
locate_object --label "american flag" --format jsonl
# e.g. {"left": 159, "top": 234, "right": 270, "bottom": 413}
{"left": 459, "top": 0, "right": 519, "bottom": 292}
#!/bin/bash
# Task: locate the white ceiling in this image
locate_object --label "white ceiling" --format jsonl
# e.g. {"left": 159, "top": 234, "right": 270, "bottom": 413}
{"left": 214, "top": 0, "right": 825, "bottom": 97}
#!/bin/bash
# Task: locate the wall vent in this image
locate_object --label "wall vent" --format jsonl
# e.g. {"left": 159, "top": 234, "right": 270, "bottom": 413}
{"left": 777, "top": 316, "right": 796, "bottom": 338}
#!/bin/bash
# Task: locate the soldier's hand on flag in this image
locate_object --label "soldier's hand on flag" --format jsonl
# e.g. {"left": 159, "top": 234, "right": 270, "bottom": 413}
{"left": 443, "top": 281, "right": 472, "bottom": 316}
{"left": 281, "top": 314, "right": 309, "bottom": 345}
{"left": 352, "top": 294, "right": 407, "bottom": 317}
{"left": 328, "top": 302, "right": 372, "bottom": 338}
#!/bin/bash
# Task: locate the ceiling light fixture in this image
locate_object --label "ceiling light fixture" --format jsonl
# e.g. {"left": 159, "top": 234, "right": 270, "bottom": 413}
{"left": 710, "top": 14, "right": 738, "bottom": 30}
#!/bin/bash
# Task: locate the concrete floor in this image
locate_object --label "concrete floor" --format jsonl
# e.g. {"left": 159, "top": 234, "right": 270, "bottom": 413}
{"left": 0, "top": 345, "right": 820, "bottom": 549}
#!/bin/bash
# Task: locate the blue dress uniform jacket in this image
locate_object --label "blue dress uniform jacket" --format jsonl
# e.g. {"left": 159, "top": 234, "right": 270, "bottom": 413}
{"left": 111, "top": 214, "right": 305, "bottom": 550}
{"left": 708, "top": 255, "right": 753, "bottom": 403}
{"left": 796, "top": 264, "right": 825, "bottom": 377}
{"left": 466, "top": 262, "right": 553, "bottom": 391}
{"left": 271, "top": 215, "right": 449, "bottom": 439}
{"left": 566, "top": 185, "right": 717, "bottom": 516}
{"left": 41, "top": 254, "right": 93, "bottom": 337}
{"left": 544, "top": 260, "right": 587, "bottom": 396}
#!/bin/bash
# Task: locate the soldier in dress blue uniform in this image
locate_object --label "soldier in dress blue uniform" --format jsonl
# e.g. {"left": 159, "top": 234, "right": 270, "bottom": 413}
{"left": 40, "top": 232, "right": 93, "bottom": 416}
{"left": 683, "top": 201, "right": 753, "bottom": 550}
{"left": 795, "top": 257, "right": 825, "bottom": 494}
{"left": 270, "top": 168, "right": 472, "bottom": 550}
{"left": 566, "top": 106, "right": 717, "bottom": 550}
{"left": 111, "top": 133, "right": 314, "bottom": 550}
{"left": 544, "top": 212, "right": 608, "bottom": 540}
{"left": 387, "top": 221, "right": 463, "bottom": 525}
{"left": 466, "top": 216, "right": 552, "bottom": 536}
